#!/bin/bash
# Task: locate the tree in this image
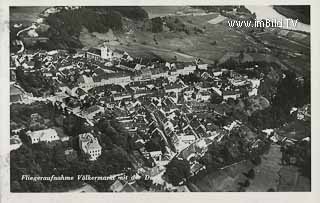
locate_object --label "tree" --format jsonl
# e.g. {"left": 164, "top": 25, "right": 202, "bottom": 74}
{"left": 165, "top": 158, "right": 190, "bottom": 186}
{"left": 246, "top": 168, "right": 255, "bottom": 179}
{"left": 210, "top": 92, "right": 223, "bottom": 104}
{"left": 151, "top": 17, "right": 163, "bottom": 33}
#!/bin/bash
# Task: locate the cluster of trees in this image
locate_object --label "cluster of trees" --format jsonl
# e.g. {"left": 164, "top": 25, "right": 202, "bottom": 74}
{"left": 11, "top": 140, "right": 133, "bottom": 192}
{"left": 10, "top": 102, "right": 138, "bottom": 192}
{"left": 11, "top": 142, "right": 83, "bottom": 192}
{"left": 151, "top": 17, "right": 163, "bottom": 33}
{"left": 218, "top": 59, "right": 310, "bottom": 130}
{"left": 100, "top": 6, "right": 148, "bottom": 20}
{"left": 178, "top": 72, "right": 202, "bottom": 85}
{"left": 45, "top": 7, "right": 122, "bottom": 49}
{"left": 164, "top": 127, "right": 270, "bottom": 187}
{"left": 200, "top": 127, "right": 270, "bottom": 171}
{"left": 16, "top": 66, "right": 56, "bottom": 97}
{"left": 249, "top": 70, "right": 310, "bottom": 129}
{"left": 164, "top": 158, "right": 191, "bottom": 186}
{"left": 41, "top": 7, "right": 148, "bottom": 50}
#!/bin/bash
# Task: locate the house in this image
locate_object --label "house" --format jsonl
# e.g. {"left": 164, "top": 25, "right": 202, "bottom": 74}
{"left": 109, "top": 180, "right": 125, "bottom": 192}
{"left": 149, "top": 151, "right": 163, "bottom": 162}
{"left": 197, "top": 91, "right": 211, "bottom": 101}
{"left": 201, "top": 72, "right": 212, "bottom": 80}
{"left": 10, "top": 135, "right": 22, "bottom": 151}
{"left": 77, "top": 75, "right": 94, "bottom": 89}
{"left": 222, "top": 90, "right": 241, "bottom": 100}
{"left": 27, "top": 128, "right": 60, "bottom": 144}
{"left": 83, "top": 105, "right": 105, "bottom": 120}
{"left": 79, "top": 133, "right": 102, "bottom": 161}
{"left": 10, "top": 85, "right": 25, "bottom": 103}
{"left": 198, "top": 64, "right": 208, "bottom": 70}
{"left": 86, "top": 45, "right": 120, "bottom": 61}
{"left": 109, "top": 180, "right": 144, "bottom": 192}
{"left": 86, "top": 48, "right": 102, "bottom": 61}
{"left": 213, "top": 70, "right": 223, "bottom": 77}
{"left": 229, "top": 78, "right": 248, "bottom": 87}
{"left": 64, "top": 148, "right": 78, "bottom": 161}
{"left": 190, "top": 162, "right": 206, "bottom": 176}
{"left": 113, "top": 49, "right": 133, "bottom": 61}
{"left": 179, "top": 135, "right": 196, "bottom": 145}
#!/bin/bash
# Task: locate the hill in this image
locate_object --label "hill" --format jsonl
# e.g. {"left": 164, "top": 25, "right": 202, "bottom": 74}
{"left": 19, "top": 6, "right": 149, "bottom": 50}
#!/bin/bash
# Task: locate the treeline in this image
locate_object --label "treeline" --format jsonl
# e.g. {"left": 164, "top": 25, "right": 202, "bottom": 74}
{"left": 249, "top": 70, "right": 310, "bottom": 130}
{"left": 15, "top": 62, "right": 57, "bottom": 97}
{"left": 200, "top": 127, "right": 270, "bottom": 171}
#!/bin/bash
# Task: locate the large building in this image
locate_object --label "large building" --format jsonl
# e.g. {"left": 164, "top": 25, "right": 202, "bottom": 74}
{"left": 26, "top": 128, "right": 60, "bottom": 144}
{"left": 79, "top": 133, "right": 102, "bottom": 161}
{"left": 85, "top": 46, "right": 117, "bottom": 61}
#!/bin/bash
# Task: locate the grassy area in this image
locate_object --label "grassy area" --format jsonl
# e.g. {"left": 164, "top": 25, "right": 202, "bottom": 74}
{"left": 79, "top": 13, "right": 262, "bottom": 63}
{"left": 278, "top": 165, "right": 311, "bottom": 191}
{"left": 76, "top": 7, "right": 310, "bottom": 76}
{"left": 245, "top": 144, "right": 282, "bottom": 191}
{"left": 189, "top": 160, "right": 254, "bottom": 192}
{"left": 276, "top": 120, "right": 311, "bottom": 140}
{"left": 142, "top": 6, "right": 191, "bottom": 18}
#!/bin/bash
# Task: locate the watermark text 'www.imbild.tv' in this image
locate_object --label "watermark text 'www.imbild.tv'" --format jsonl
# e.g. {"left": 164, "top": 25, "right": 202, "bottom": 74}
{"left": 227, "top": 18, "right": 299, "bottom": 29}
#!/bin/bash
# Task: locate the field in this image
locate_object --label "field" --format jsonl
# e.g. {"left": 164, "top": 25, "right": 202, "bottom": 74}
{"left": 79, "top": 10, "right": 310, "bottom": 77}
{"left": 256, "top": 31, "right": 310, "bottom": 76}
{"left": 276, "top": 120, "right": 311, "bottom": 140}
{"left": 278, "top": 165, "right": 311, "bottom": 191}
{"left": 80, "top": 13, "right": 263, "bottom": 63}
{"left": 142, "top": 6, "right": 191, "bottom": 18}
{"left": 245, "top": 144, "right": 282, "bottom": 191}
{"left": 189, "top": 160, "right": 254, "bottom": 192}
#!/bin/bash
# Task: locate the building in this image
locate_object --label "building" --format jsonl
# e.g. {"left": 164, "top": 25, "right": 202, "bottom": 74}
{"left": 86, "top": 48, "right": 102, "bottom": 61}
{"left": 10, "top": 135, "right": 22, "bottom": 151}
{"left": 101, "top": 46, "right": 113, "bottom": 60}
{"left": 26, "top": 128, "right": 60, "bottom": 144}
{"left": 222, "top": 90, "right": 241, "bottom": 100}
{"left": 109, "top": 180, "right": 125, "bottom": 192}
{"left": 86, "top": 46, "right": 129, "bottom": 61}
{"left": 79, "top": 133, "right": 102, "bottom": 161}
{"left": 83, "top": 105, "right": 105, "bottom": 120}
{"left": 77, "top": 75, "right": 94, "bottom": 89}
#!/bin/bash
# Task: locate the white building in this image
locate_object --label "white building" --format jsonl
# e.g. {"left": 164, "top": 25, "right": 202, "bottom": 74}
{"left": 222, "top": 91, "right": 241, "bottom": 100}
{"left": 79, "top": 133, "right": 102, "bottom": 161}
{"left": 27, "top": 128, "right": 60, "bottom": 144}
{"left": 101, "top": 46, "right": 113, "bottom": 60}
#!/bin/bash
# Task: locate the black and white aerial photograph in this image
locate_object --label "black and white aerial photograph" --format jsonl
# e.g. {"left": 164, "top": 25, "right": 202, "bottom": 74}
{"left": 9, "top": 5, "right": 311, "bottom": 192}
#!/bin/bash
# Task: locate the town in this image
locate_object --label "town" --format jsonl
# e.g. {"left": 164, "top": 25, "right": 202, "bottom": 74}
{"left": 10, "top": 6, "right": 311, "bottom": 192}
